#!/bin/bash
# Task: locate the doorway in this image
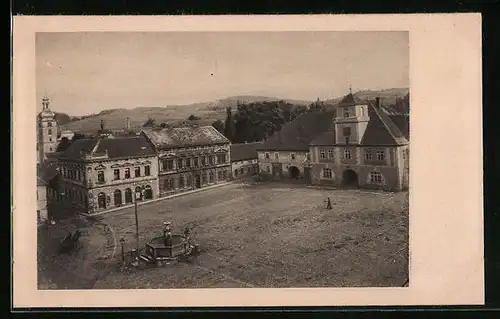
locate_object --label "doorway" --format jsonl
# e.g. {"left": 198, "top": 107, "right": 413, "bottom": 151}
{"left": 288, "top": 166, "right": 300, "bottom": 179}
{"left": 342, "top": 169, "right": 359, "bottom": 188}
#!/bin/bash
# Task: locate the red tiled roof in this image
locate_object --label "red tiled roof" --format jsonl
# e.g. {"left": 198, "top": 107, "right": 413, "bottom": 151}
{"left": 257, "top": 110, "right": 336, "bottom": 151}
{"left": 142, "top": 126, "right": 230, "bottom": 150}
{"left": 60, "top": 135, "right": 157, "bottom": 161}
{"left": 230, "top": 142, "right": 263, "bottom": 162}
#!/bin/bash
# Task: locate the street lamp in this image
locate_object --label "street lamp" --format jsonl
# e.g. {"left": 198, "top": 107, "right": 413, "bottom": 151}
{"left": 133, "top": 186, "right": 144, "bottom": 265}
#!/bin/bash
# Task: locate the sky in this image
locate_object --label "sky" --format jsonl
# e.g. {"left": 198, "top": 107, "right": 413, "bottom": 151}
{"left": 36, "top": 32, "right": 409, "bottom": 116}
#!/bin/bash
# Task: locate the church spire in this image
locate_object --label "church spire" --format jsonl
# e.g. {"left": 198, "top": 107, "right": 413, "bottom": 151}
{"left": 42, "top": 91, "right": 50, "bottom": 111}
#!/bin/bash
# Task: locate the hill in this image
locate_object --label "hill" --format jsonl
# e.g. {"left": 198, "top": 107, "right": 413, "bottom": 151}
{"left": 59, "top": 89, "right": 408, "bottom": 132}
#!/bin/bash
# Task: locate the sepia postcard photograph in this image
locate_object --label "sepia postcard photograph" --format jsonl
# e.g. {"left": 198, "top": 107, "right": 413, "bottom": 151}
{"left": 12, "top": 14, "right": 483, "bottom": 308}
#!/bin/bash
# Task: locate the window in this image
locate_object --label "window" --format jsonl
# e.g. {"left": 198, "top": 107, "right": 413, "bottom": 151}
{"left": 144, "top": 165, "right": 151, "bottom": 176}
{"left": 209, "top": 171, "right": 215, "bottom": 183}
{"left": 135, "top": 167, "right": 141, "bottom": 177}
{"left": 193, "top": 158, "right": 199, "bottom": 167}
{"left": 370, "top": 171, "right": 383, "bottom": 184}
{"left": 327, "top": 149, "right": 334, "bottom": 159}
{"left": 179, "top": 175, "right": 185, "bottom": 188}
{"left": 218, "top": 170, "right": 223, "bottom": 180}
{"left": 290, "top": 153, "right": 296, "bottom": 160}
{"left": 186, "top": 158, "right": 192, "bottom": 168}
{"left": 178, "top": 159, "right": 184, "bottom": 169}
{"left": 361, "top": 107, "right": 365, "bottom": 116}
{"left": 124, "top": 168, "right": 131, "bottom": 179}
{"left": 164, "top": 178, "right": 175, "bottom": 190}
{"left": 323, "top": 168, "right": 333, "bottom": 179}
{"left": 274, "top": 152, "right": 279, "bottom": 160}
{"left": 186, "top": 174, "right": 192, "bottom": 187}
{"left": 202, "top": 156, "right": 207, "bottom": 166}
{"left": 113, "top": 169, "right": 120, "bottom": 180}
{"left": 49, "top": 138, "right": 52, "bottom": 142}
{"left": 209, "top": 156, "right": 215, "bottom": 165}
{"left": 343, "top": 127, "right": 351, "bottom": 137}
{"left": 201, "top": 172, "right": 207, "bottom": 184}
{"left": 48, "top": 122, "right": 52, "bottom": 127}
{"left": 344, "top": 149, "right": 351, "bottom": 160}
{"left": 306, "top": 153, "right": 311, "bottom": 161}
{"left": 234, "top": 169, "right": 239, "bottom": 176}
{"left": 265, "top": 152, "right": 270, "bottom": 159}
{"left": 376, "top": 150, "right": 385, "bottom": 161}
{"left": 365, "top": 149, "right": 372, "bottom": 161}
{"left": 319, "top": 150, "right": 326, "bottom": 159}
{"left": 343, "top": 108, "right": 350, "bottom": 118}
{"left": 97, "top": 171, "right": 105, "bottom": 184}
{"left": 217, "top": 154, "right": 226, "bottom": 164}
{"left": 48, "top": 129, "right": 52, "bottom": 135}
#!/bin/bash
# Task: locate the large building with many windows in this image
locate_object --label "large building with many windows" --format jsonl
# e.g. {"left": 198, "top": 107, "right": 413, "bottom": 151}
{"left": 141, "top": 125, "right": 231, "bottom": 197}
{"left": 53, "top": 135, "right": 159, "bottom": 215}
{"left": 309, "top": 93, "right": 409, "bottom": 191}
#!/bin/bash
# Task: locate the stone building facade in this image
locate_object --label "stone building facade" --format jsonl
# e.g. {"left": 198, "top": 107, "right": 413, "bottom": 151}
{"left": 230, "top": 142, "right": 262, "bottom": 179}
{"left": 141, "top": 126, "right": 231, "bottom": 197}
{"left": 37, "top": 177, "right": 48, "bottom": 223}
{"left": 54, "top": 135, "right": 159, "bottom": 215}
{"left": 309, "top": 93, "right": 409, "bottom": 191}
{"left": 256, "top": 110, "right": 334, "bottom": 182}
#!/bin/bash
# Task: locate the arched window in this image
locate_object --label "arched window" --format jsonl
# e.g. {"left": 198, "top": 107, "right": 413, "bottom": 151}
{"left": 114, "top": 189, "right": 122, "bottom": 206}
{"left": 125, "top": 188, "right": 133, "bottom": 203}
{"left": 98, "top": 192, "right": 107, "bottom": 209}
{"left": 143, "top": 185, "right": 153, "bottom": 200}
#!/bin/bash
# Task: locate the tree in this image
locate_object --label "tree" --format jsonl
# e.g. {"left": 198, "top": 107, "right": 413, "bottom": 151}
{"left": 56, "top": 137, "right": 71, "bottom": 152}
{"left": 211, "top": 120, "right": 224, "bottom": 134}
{"left": 159, "top": 122, "right": 168, "bottom": 128}
{"left": 188, "top": 114, "right": 201, "bottom": 121}
{"left": 223, "top": 106, "right": 236, "bottom": 142}
{"left": 143, "top": 117, "right": 156, "bottom": 127}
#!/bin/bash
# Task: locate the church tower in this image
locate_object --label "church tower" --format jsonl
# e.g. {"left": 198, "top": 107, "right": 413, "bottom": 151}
{"left": 37, "top": 94, "right": 59, "bottom": 163}
{"left": 333, "top": 86, "right": 370, "bottom": 145}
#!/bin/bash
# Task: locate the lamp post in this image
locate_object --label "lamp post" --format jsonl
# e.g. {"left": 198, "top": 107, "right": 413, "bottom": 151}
{"left": 132, "top": 185, "right": 145, "bottom": 266}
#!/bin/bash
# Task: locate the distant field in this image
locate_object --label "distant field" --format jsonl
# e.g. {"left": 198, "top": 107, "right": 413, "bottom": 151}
{"left": 38, "top": 182, "right": 409, "bottom": 289}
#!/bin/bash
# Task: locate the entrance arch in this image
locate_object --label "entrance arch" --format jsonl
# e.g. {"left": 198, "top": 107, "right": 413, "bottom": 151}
{"left": 97, "top": 192, "right": 107, "bottom": 209}
{"left": 342, "top": 169, "right": 359, "bottom": 188}
{"left": 288, "top": 166, "right": 300, "bottom": 179}
{"left": 143, "top": 185, "right": 153, "bottom": 200}
{"left": 114, "top": 189, "right": 122, "bottom": 206}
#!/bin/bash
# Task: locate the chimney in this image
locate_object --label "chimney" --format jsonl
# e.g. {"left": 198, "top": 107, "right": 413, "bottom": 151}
{"left": 126, "top": 117, "right": 130, "bottom": 130}
{"left": 375, "top": 97, "right": 381, "bottom": 108}
{"left": 100, "top": 119, "right": 105, "bottom": 132}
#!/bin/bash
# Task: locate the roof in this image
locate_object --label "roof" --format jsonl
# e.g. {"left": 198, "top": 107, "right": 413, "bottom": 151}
{"left": 59, "top": 135, "right": 157, "bottom": 161}
{"left": 310, "top": 100, "right": 408, "bottom": 146}
{"left": 37, "top": 162, "right": 59, "bottom": 185}
{"left": 257, "top": 110, "right": 336, "bottom": 152}
{"left": 141, "top": 126, "right": 230, "bottom": 150}
{"left": 230, "top": 142, "right": 263, "bottom": 161}
{"left": 388, "top": 114, "right": 410, "bottom": 140}
{"left": 338, "top": 93, "right": 363, "bottom": 107}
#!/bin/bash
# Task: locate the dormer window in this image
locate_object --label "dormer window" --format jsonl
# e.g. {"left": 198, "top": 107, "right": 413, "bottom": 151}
{"left": 265, "top": 152, "right": 270, "bottom": 159}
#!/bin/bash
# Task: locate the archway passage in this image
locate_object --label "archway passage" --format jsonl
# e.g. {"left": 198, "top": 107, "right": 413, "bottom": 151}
{"left": 342, "top": 169, "right": 359, "bottom": 188}
{"left": 97, "top": 192, "right": 107, "bottom": 209}
{"left": 114, "top": 189, "right": 122, "bottom": 206}
{"left": 288, "top": 166, "right": 300, "bottom": 179}
{"left": 144, "top": 185, "right": 153, "bottom": 200}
